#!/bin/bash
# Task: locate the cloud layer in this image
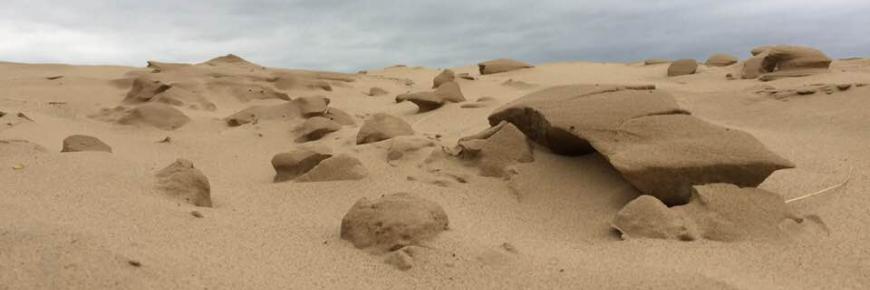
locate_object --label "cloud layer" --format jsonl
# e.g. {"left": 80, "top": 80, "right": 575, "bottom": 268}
{"left": 1, "top": 0, "right": 868, "bottom": 71}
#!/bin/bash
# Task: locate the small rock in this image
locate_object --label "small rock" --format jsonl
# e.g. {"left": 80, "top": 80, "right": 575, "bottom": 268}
{"left": 796, "top": 88, "right": 817, "bottom": 95}
{"left": 340, "top": 192, "right": 449, "bottom": 251}
{"left": 191, "top": 211, "right": 204, "bottom": 218}
{"left": 61, "top": 135, "right": 112, "bottom": 153}
{"left": 433, "top": 69, "right": 455, "bottom": 88}
{"left": 271, "top": 147, "right": 332, "bottom": 182}
{"left": 155, "top": 159, "right": 212, "bottom": 207}
{"left": 644, "top": 58, "right": 670, "bottom": 65}
{"left": 295, "top": 96, "right": 330, "bottom": 117}
{"left": 478, "top": 58, "right": 533, "bottom": 75}
{"left": 17, "top": 112, "right": 34, "bottom": 122}
{"left": 368, "top": 87, "right": 389, "bottom": 97}
{"left": 356, "top": 113, "right": 415, "bottom": 145}
{"left": 387, "top": 136, "right": 435, "bottom": 161}
{"left": 157, "top": 136, "right": 172, "bottom": 143}
{"left": 836, "top": 84, "right": 852, "bottom": 91}
{"left": 46, "top": 75, "right": 64, "bottom": 80}
{"left": 667, "top": 59, "right": 698, "bottom": 76}
{"left": 384, "top": 250, "right": 414, "bottom": 271}
{"left": 612, "top": 195, "right": 697, "bottom": 241}
{"left": 295, "top": 116, "right": 341, "bottom": 142}
{"left": 705, "top": 54, "right": 738, "bottom": 67}
{"left": 295, "top": 154, "right": 367, "bottom": 182}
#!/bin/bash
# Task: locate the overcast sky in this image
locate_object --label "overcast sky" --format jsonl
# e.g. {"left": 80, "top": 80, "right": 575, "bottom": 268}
{"left": 1, "top": 0, "right": 868, "bottom": 72}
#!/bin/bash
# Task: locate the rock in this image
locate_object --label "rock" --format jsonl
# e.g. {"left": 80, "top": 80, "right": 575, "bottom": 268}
{"left": 340, "top": 192, "right": 449, "bottom": 250}
{"left": 478, "top": 58, "right": 533, "bottom": 75}
{"left": 271, "top": 147, "right": 332, "bottom": 182}
{"left": 796, "top": 88, "right": 817, "bottom": 95}
{"left": 384, "top": 249, "right": 414, "bottom": 270}
{"left": 673, "top": 184, "right": 799, "bottom": 241}
{"left": 118, "top": 103, "right": 191, "bottom": 130}
{"left": 387, "top": 136, "right": 435, "bottom": 161}
{"left": 0, "top": 111, "right": 5, "bottom": 118}
{"left": 123, "top": 76, "right": 171, "bottom": 104}
{"left": 296, "top": 154, "right": 367, "bottom": 182}
{"left": 155, "top": 159, "right": 212, "bottom": 207}
{"left": 368, "top": 87, "right": 389, "bottom": 96}
{"left": 224, "top": 102, "right": 301, "bottom": 126}
{"left": 294, "top": 96, "right": 330, "bottom": 117}
{"left": 644, "top": 58, "right": 670, "bottom": 65}
{"left": 836, "top": 84, "right": 852, "bottom": 91}
{"left": 705, "top": 54, "right": 738, "bottom": 67}
{"left": 61, "top": 135, "right": 112, "bottom": 153}
{"left": 433, "top": 69, "right": 455, "bottom": 88}
{"left": 743, "top": 45, "right": 832, "bottom": 79}
{"left": 356, "top": 113, "right": 415, "bottom": 145}
{"left": 667, "top": 59, "right": 698, "bottom": 76}
{"left": 457, "top": 121, "right": 533, "bottom": 177}
{"left": 457, "top": 73, "right": 476, "bottom": 80}
{"left": 295, "top": 117, "right": 342, "bottom": 142}
{"left": 400, "top": 92, "right": 445, "bottom": 112}
{"left": 612, "top": 195, "right": 696, "bottom": 241}
{"left": 488, "top": 84, "right": 794, "bottom": 205}
{"left": 434, "top": 81, "right": 465, "bottom": 102}
{"left": 323, "top": 107, "right": 356, "bottom": 126}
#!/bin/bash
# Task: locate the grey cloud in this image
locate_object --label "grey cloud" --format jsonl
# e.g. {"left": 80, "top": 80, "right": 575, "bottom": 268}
{"left": 1, "top": 0, "right": 868, "bottom": 72}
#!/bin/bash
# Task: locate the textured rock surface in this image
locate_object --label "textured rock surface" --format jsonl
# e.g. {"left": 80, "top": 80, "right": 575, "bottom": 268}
{"left": 457, "top": 121, "right": 533, "bottom": 177}
{"left": 432, "top": 69, "right": 455, "bottom": 88}
{"left": 743, "top": 45, "right": 832, "bottom": 79}
{"left": 340, "top": 192, "right": 449, "bottom": 250}
{"left": 295, "top": 154, "right": 367, "bottom": 182}
{"left": 295, "top": 117, "right": 342, "bottom": 142}
{"left": 271, "top": 147, "right": 332, "bottom": 182}
{"left": 705, "top": 54, "right": 738, "bottom": 67}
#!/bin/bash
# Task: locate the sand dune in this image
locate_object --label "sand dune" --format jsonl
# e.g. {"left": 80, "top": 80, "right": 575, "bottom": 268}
{"left": 2, "top": 49, "right": 870, "bottom": 289}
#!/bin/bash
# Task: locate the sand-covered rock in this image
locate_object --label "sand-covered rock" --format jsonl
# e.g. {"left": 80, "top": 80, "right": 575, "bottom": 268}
{"left": 614, "top": 184, "right": 802, "bottom": 241}
{"left": 323, "top": 107, "right": 355, "bottom": 126}
{"left": 155, "top": 159, "right": 212, "bottom": 207}
{"left": 705, "top": 54, "right": 738, "bottom": 67}
{"left": 457, "top": 121, "right": 533, "bottom": 177}
{"left": 433, "top": 69, "right": 455, "bottom": 88}
{"left": 271, "top": 147, "right": 332, "bottom": 182}
{"left": 489, "top": 84, "right": 793, "bottom": 204}
{"left": 295, "top": 154, "right": 367, "bottom": 182}
{"left": 667, "top": 59, "right": 698, "bottom": 76}
{"left": 294, "top": 96, "right": 330, "bottom": 117}
{"left": 743, "top": 45, "right": 832, "bottom": 79}
{"left": 478, "top": 58, "right": 533, "bottom": 75}
{"left": 368, "top": 87, "right": 389, "bottom": 96}
{"left": 118, "top": 103, "right": 191, "bottom": 130}
{"left": 387, "top": 136, "right": 435, "bottom": 161}
{"left": 61, "top": 135, "right": 112, "bottom": 153}
{"left": 295, "top": 116, "right": 341, "bottom": 142}
{"left": 340, "top": 192, "right": 449, "bottom": 250}
{"left": 123, "top": 76, "right": 171, "bottom": 104}
{"left": 612, "top": 195, "right": 696, "bottom": 241}
{"left": 356, "top": 113, "right": 414, "bottom": 145}
{"left": 435, "top": 81, "right": 465, "bottom": 102}
{"left": 225, "top": 103, "right": 300, "bottom": 126}
{"left": 644, "top": 58, "right": 670, "bottom": 65}
{"left": 397, "top": 81, "right": 466, "bottom": 112}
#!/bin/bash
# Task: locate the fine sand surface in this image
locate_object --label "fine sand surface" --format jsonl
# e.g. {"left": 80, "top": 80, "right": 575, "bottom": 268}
{"left": 1, "top": 55, "right": 870, "bottom": 289}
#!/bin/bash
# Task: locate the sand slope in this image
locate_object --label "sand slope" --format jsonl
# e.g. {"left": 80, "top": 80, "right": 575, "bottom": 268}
{"left": 1, "top": 57, "right": 869, "bottom": 289}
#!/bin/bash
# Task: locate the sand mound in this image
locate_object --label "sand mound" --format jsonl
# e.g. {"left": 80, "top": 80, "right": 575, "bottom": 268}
{"left": 123, "top": 76, "right": 171, "bottom": 104}
{"left": 667, "top": 59, "right": 698, "bottom": 76}
{"left": 432, "top": 69, "right": 455, "bottom": 88}
{"left": 225, "top": 103, "right": 300, "bottom": 126}
{"left": 268, "top": 73, "right": 332, "bottom": 92}
{"left": 340, "top": 192, "right": 448, "bottom": 251}
{"left": 294, "top": 96, "right": 330, "bottom": 117}
{"left": 456, "top": 121, "right": 533, "bottom": 177}
{"left": 146, "top": 60, "right": 191, "bottom": 72}
{"left": 705, "top": 54, "right": 738, "bottom": 67}
{"left": 742, "top": 45, "right": 832, "bottom": 79}
{"left": 155, "top": 159, "right": 212, "bottom": 207}
{"left": 356, "top": 113, "right": 414, "bottom": 144}
{"left": 478, "top": 58, "right": 533, "bottom": 75}
{"left": 644, "top": 58, "right": 670, "bottom": 65}
{"left": 387, "top": 136, "right": 435, "bottom": 161}
{"left": 271, "top": 147, "right": 332, "bottom": 182}
{"left": 614, "top": 184, "right": 804, "bottom": 241}
{"left": 295, "top": 154, "right": 367, "bottom": 182}
{"left": 204, "top": 78, "right": 291, "bottom": 102}
{"left": 368, "top": 87, "right": 389, "bottom": 96}
{"left": 295, "top": 116, "right": 341, "bottom": 142}
{"left": 203, "top": 54, "right": 259, "bottom": 67}
{"left": 0, "top": 139, "right": 47, "bottom": 157}
{"left": 489, "top": 84, "right": 793, "bottom": 204}
{"left": 117, "top": 103, "right": 191, "bottom": 130}
{"left": 61, "top": 135, "right": 112, "bottom": 153}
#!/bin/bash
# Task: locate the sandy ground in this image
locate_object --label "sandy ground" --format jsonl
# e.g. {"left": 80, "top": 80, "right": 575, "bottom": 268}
{"left": 1, "top": 56, "right": 869, "bottom": 289}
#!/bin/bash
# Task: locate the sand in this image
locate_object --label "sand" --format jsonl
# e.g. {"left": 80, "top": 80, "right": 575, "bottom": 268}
{"left": 1, "top": 53, "right": 869, "bottom": 289}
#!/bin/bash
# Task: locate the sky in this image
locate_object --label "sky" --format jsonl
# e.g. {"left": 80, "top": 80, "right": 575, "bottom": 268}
{"left": 1, "top": 0, "right": 868, "bottom": 72}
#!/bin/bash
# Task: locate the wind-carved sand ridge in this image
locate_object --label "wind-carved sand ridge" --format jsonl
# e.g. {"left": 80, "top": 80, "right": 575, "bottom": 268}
{"left": 2, "top": 46, "right": 869, "bottom": 289}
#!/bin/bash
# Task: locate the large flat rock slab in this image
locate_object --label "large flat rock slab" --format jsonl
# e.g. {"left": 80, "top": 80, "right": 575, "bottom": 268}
{"left": 488, "top": 85, "right": 794, "bottom": 204}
